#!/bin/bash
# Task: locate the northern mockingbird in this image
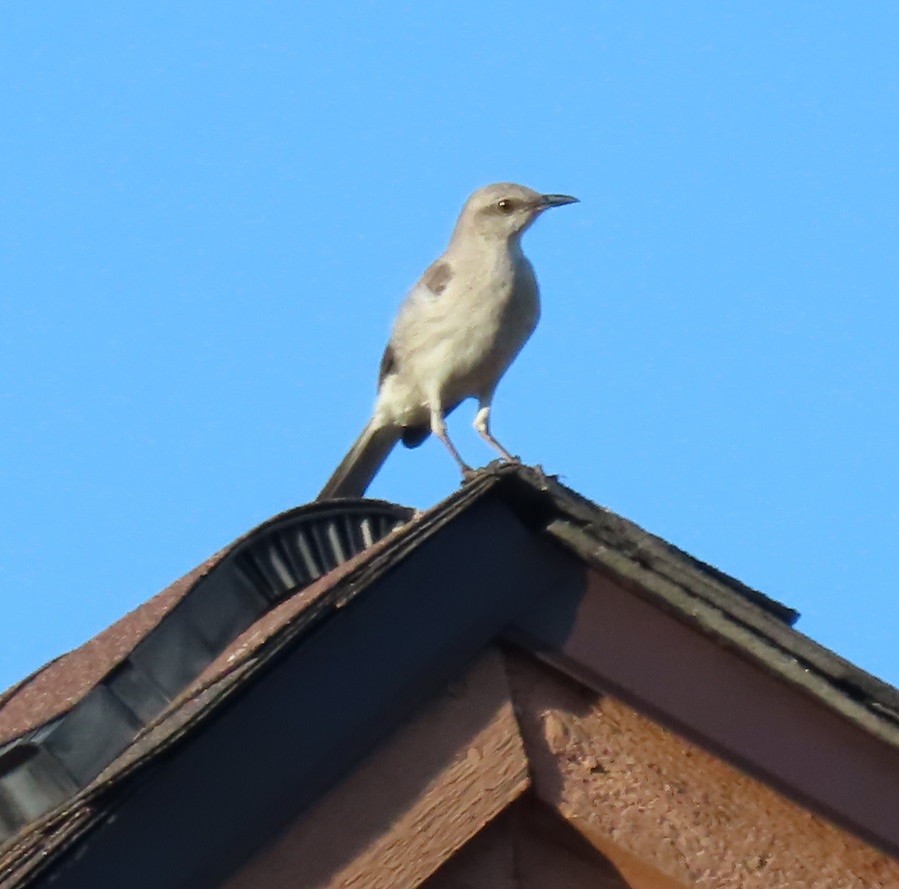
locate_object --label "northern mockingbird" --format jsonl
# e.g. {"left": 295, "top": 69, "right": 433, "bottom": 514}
{"left": 319, "top": 182, "right": 578, "bottom": 499}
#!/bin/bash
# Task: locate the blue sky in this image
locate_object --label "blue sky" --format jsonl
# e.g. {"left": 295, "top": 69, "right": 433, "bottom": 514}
{"left": 1, "top": 4, "right": 897, "bottom": 692}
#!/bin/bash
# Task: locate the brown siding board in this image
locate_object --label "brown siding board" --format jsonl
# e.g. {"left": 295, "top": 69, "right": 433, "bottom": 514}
{"left": 506, "top": 650, "right": 899, "bottom": 889}
{"left": 422, "top": 808, "right": 517, "bottom": 889}
{"left": 424, "top": 797, "right": 636, "bottom": 889}
{"left": 221, "top": 649, "right": 529, "bottom": 889}
{"left": 511, "top": 567, "right": 899, "bottom": 858}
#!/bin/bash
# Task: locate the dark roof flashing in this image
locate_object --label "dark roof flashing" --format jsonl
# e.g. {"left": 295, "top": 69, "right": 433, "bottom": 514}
{"left": 482, "top": 462, "right": 799, "bottom": 625}
{"left": 0, "top": 499, "right": 413, "bottom": 845}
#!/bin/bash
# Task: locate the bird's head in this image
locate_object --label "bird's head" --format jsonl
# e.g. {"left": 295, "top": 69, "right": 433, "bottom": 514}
{"left": 453, "top": 182, "right": 578, "bottom": 243}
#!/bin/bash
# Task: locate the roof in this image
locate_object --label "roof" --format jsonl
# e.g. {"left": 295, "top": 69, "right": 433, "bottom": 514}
{"left": 1, "top": 464, "right": 898, "bottom": 887}
{"left": 0, "top": 498, "right": 413, "bottom": 843}
{"left": 0, "top": 557, "right": 219, "bottom": 748}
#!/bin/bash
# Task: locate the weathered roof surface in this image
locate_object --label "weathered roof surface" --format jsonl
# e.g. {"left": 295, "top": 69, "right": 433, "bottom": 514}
{"left": 0, "top": 556, "right": 222, "bottom": 748}
{"left": 1, "top": 463, "right": 898, "bottom": 888}
{"left": 0, "top": 500, "right": 411, "bottom": 751}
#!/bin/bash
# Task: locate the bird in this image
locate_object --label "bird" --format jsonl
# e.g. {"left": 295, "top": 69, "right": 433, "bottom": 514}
{"left": 318, "top": 182, "right": 578, "bottom": 500}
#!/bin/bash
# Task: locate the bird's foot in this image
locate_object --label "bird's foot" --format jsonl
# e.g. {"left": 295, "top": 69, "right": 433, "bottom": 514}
{"left": 529, "top": 463, "right": 559, "bottom": 490}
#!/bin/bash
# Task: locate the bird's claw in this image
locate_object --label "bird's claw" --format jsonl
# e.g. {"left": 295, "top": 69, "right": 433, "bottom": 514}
{"left": 530, "top": 463, "right": 552, "bottom": 489}
{"left": 460, "top": 466, "right": 478, "bottom": 483}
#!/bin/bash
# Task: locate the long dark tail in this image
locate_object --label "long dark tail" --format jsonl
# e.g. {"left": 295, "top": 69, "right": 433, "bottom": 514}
{"left": 317, "top": 421, "right": 401, "bottom": 499}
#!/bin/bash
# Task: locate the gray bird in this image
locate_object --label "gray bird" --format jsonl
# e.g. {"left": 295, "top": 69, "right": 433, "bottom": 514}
{"left": 318, "top": 182, "right": 578, "bottom": 499}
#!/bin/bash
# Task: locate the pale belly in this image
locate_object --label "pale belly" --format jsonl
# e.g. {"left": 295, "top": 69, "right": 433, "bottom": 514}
{"left": 376, "top": 277, "right": 539, "bottom": 425}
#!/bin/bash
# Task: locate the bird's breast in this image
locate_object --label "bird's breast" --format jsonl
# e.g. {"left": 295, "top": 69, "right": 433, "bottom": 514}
{"left": 377, "top": 248, "right": 540, "bottom": 422}
{"left": 428, "top": 256, "right": 538, "bottom": 393}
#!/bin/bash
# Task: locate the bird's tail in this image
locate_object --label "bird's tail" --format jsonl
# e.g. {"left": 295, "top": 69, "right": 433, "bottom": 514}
{"left": 317, "top": 421, "right": 401, "bottom": 500}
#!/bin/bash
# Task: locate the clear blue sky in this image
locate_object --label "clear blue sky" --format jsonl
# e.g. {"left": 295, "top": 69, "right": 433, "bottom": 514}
{"left": 1, "top": 4, "right": 897, "bottom": 692}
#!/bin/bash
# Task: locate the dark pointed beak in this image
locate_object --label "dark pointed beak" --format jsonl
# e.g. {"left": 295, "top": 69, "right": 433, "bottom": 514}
{"left": 540, "top": 193, "right": 579, "bottom": 208}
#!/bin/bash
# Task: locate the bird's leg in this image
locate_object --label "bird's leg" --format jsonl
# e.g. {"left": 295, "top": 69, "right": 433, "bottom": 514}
{"left": 474, "top": 402, "right": 519, "bottom": 462}
{"left": 430, "top": 404, "right": 473, "bottom": 477}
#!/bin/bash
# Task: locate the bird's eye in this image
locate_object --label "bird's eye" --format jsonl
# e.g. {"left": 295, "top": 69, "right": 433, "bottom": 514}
{"left": 497, "top": 199, "right": 515, "bottom": 214}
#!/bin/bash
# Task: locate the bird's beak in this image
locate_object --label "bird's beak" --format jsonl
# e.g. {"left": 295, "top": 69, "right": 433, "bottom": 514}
{"left": 540, "top": 193, "right": 579, "bottom": 208}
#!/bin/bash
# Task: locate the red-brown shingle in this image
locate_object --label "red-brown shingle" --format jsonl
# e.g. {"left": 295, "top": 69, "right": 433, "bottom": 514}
{"left": 0, "top": 553, "right": 224, "bottom": 747}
